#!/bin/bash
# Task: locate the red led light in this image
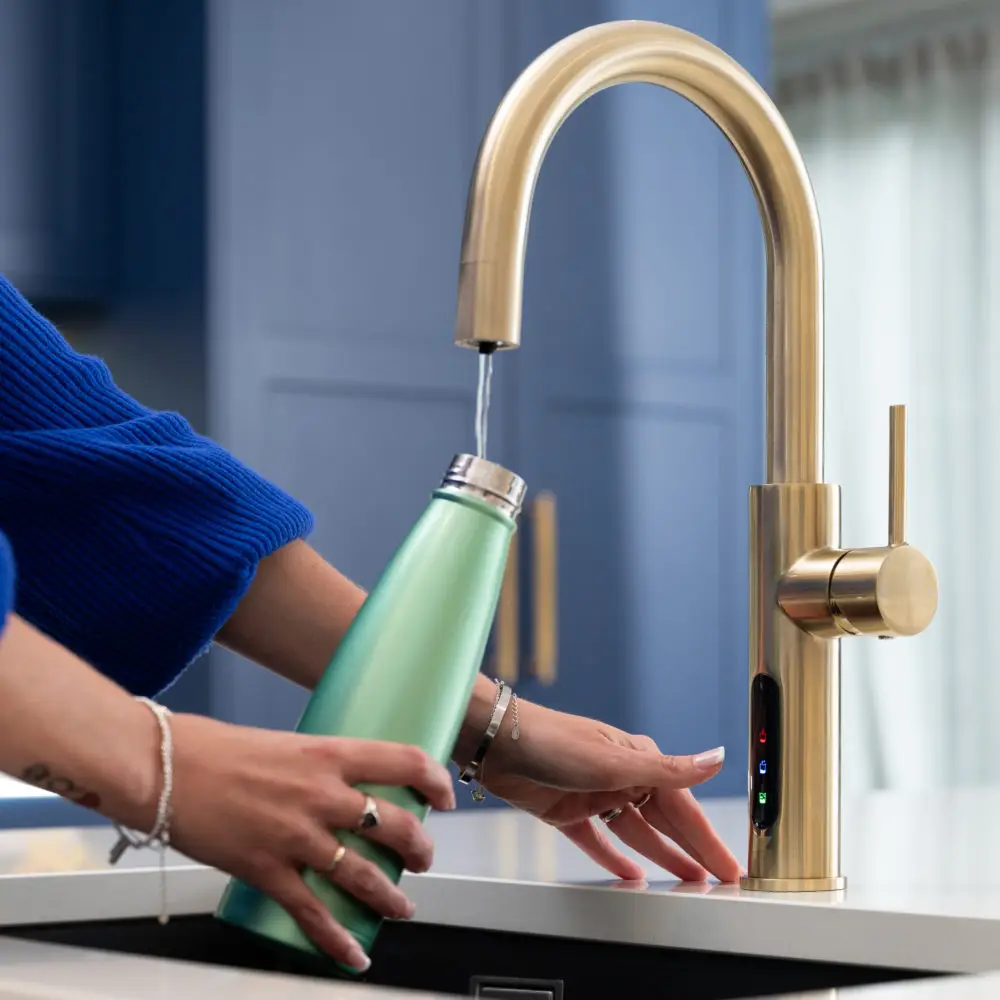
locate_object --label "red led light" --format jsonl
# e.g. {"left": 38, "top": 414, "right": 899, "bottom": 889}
{"left": 759, "top": 729, "right": 767, "bottom": 744}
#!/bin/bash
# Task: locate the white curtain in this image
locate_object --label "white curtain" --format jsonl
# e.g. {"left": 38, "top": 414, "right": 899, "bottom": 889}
{"left": 778, "top": 18, "right": 1000, "bottom": 794}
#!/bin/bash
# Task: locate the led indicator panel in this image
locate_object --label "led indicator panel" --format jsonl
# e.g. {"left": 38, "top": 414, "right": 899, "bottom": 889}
{"left": 751, "top": 674, "right": 781, "bottom": 831}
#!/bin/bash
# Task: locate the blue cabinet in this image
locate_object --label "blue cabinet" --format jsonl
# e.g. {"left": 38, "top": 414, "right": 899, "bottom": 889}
{"left": 206, "top": 0, "right": 767, "bottom": 798}
{"left": 0, "top": 0, "right": 112, "bottom": 302}
{"left": 206, "top": 0, "right": 515, "bottom": 728}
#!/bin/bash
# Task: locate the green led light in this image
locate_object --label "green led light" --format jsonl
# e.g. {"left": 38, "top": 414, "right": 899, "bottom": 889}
{"left": 758, "top": 791, "right": 767, "bottom": 804}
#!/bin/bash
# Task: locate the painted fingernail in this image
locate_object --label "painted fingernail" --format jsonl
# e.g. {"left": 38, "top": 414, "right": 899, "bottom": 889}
{"left": 347, "top": 947, "right": 371, "bottom": 973}
{"left": 694, "top": 746, "right": 725, "bottom": 769}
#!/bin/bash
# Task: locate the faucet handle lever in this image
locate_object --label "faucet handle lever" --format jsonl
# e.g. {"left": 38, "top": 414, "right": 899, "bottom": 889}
{"left": 779, "top": 402, "right": 938, "bottom": 639}
{"left": 888, "top": 405, "right": 905, "bottom": 547}
{"left": 825, "top": 402, "right": 937, "bottom": 637}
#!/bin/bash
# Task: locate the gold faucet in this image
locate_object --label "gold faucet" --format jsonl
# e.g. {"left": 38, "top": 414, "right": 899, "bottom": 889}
{"left": 451, "top": 20, "right": 938, "bottom": 891}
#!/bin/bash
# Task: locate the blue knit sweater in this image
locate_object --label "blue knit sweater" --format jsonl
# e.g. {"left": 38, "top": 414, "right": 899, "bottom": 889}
{"left": 0, "top": 274, "right": 314, "bottom": 695}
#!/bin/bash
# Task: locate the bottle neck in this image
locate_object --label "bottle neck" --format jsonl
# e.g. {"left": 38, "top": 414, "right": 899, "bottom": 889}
{"left": 440, "top": 454, "right": 526, "bottom": 521}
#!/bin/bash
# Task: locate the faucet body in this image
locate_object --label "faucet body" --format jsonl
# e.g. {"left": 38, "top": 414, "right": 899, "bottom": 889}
{"left": 453, "top": 21, "right": 938, "bottom": 890}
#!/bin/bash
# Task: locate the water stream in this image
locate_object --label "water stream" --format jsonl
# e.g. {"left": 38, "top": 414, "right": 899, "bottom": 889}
{"left": 474, "top": 350, "right": 494, "bottom": 460}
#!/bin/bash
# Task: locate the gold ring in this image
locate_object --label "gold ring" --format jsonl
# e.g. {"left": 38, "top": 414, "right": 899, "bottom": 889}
{"left": 325, "top": 844, "right": 347, "bottom": 873}
{"left": 601, "top": 792, "right": 651, "bottom": 826}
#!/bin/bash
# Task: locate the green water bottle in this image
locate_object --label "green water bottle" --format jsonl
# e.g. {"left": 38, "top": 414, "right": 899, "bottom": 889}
{"left": 215, "top": 454, "right": 526, "bottom": 968}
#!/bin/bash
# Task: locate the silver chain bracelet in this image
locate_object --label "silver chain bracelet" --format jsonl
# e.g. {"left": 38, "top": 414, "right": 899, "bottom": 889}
{"left": 108, "top": 697, "right": 174, "bottom": 925}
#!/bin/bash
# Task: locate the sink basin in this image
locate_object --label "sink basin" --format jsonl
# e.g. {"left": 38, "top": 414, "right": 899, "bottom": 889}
{"left": 5, "top": 914, "right": 936, "bottom": 998}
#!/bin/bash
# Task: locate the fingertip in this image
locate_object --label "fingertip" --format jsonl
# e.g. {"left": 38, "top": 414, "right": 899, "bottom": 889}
{"left": 418, "top": 777, "right": 455, "bottom": 812}
{"left": 436, "top": 787, "right": 457, "bottom": 811}
{"left": 606, "top": 851, "right": 646, "bottom": 881}
{"left": 660, "top": 746, "right": 726, "bottom": 788}
{"left": 720, "top": 861, "right": 745, "bottom": 884}
{"left": 705, "top": 848, "right": 743, "bottom": 884}
{"left": 693, "top": 746, "right": 726, "bottom": 770}
{"left": 345, "top": 948, "right": 371, "bottom": 974}
{"left": 621, "top": 859, "right": 646, "bottom": 881}
{"left": 675, "top": 859, "right": 710, "bottom": 882}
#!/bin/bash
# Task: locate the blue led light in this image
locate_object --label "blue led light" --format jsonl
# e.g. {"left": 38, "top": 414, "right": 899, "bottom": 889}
{"left": 759, "top": 761, "right": 767, "bottom": 775}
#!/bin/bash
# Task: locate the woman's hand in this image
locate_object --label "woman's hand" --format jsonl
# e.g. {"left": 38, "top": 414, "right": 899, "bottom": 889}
{"left": 165, "top": 715, "right": 455, "bottom": 972}
{"left": 0, "top": 614, "right": 453, "bottom": 970}
{"left": 476, "top": 698, "right": 743, "bottom": 885}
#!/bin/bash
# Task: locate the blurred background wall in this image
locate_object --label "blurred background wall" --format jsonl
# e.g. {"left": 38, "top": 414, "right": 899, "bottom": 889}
{"left": 774, "top": 0, "right": 1000, "bottom": 795}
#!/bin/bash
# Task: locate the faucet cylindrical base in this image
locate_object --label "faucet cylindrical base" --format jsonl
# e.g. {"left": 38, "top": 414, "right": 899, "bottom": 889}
{"left": 745, "top": 483, "right": 843, "bottom": 891}
{"left": 741, "top": 875, "right": 846, "bottom": 892}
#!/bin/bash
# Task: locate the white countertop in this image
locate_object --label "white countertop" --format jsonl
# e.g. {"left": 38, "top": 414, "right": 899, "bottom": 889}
{"left": 4, "top": 790, "right": 1000, "bottom": 994}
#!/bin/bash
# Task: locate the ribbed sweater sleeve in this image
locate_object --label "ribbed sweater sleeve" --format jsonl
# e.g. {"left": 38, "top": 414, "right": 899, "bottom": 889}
{"left": 0, "top": 273, "right": 314, "bottom": 695}
{"left": 0, "top": 531, "right": 13, "bottom": 636}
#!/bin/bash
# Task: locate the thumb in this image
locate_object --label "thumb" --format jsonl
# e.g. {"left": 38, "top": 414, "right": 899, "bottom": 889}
{"left": 639, "top": 746, "right": 727, "bottom": 790}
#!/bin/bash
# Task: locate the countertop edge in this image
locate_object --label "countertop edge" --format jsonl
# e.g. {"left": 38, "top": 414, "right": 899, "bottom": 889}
{"left": 402, "top": 874, "right": 989, "bottom": 976}
{"left": 0, "top": 865, "right": 994, "bottom": 977}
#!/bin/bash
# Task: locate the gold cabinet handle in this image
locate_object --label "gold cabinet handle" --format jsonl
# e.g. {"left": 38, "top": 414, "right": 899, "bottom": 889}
{"left": 531, "top": 491, "right": 558, "bottom": 685}
{"left": 493, "top": 525, "right": 520, "bottom": 683}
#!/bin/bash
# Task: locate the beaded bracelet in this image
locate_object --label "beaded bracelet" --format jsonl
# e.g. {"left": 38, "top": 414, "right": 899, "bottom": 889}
{"left": 108, "top": 697, "right": 174, "bottom": 925}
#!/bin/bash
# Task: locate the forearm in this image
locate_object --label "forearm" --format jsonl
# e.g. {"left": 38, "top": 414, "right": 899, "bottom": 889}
{"left": 0, "top": 615, "right": 157, "bottom": 828}
{"left": 216, "top": 541, "right": 366, "bottom": 689}
{"left": 217, "top": 541, "right": 501, "bottom": 763}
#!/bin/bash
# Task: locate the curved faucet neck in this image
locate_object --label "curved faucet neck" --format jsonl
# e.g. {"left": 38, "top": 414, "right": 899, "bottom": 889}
{"left": 453, "top": 20, "right": 824, "bottom": 485}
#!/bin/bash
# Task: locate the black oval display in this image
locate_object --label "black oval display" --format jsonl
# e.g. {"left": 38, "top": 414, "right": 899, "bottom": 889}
{"left": 751, "top": 673, "right": 781, "bottom": 831}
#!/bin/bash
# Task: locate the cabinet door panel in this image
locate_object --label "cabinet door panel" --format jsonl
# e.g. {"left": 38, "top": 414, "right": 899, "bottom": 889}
{"left": 207, "top": 0, "right": 513, "bottom": 730}
{"left": 0, "top": 0, "right": 111, "bottom": 300}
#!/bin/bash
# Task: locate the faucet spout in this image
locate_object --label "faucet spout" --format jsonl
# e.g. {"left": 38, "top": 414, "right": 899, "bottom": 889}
{"left": 454, "top": 20, "right": 823, "bottom": 485}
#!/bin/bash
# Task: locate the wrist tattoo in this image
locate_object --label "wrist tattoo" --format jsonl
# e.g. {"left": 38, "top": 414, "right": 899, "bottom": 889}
{"left": 20, "top": 764, "right": 101, "bottom": 810}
